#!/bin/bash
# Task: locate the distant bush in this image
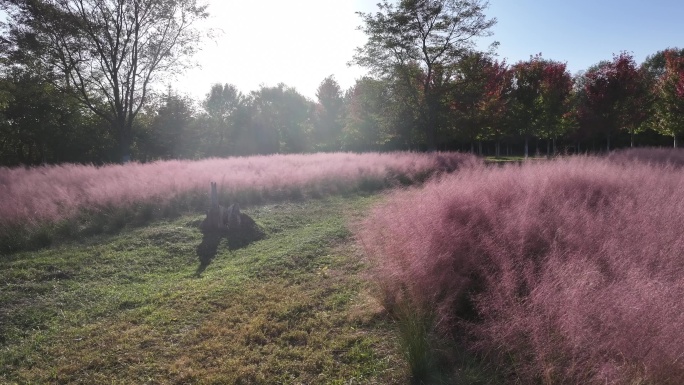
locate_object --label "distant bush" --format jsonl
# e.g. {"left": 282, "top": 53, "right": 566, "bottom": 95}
{"left": 0, "top": 152, "right": 479, "bottom": 254}
{"left": 359, "top": 156, "right": 684, "bottom": 384}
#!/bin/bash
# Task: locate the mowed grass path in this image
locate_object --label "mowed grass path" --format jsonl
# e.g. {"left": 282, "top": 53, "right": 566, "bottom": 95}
{"left": 1, "top": 195, "right": 407, "bottom": 384}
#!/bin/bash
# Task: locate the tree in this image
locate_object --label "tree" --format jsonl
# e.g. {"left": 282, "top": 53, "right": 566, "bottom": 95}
{"left": 642, "top": 48, "right": 684, "bottom": 81}
{"left": 450, "top": 51, "right": 511, "bottom": 155}
{"left": 140, "top": 87, "right": 196, "bottom": 159}
{"left": 561, "top": 77, "right": 585, "bottom": 153}
{"left": 536, "top": 60, "right": 573, "bottom": 155}
{"left": 342, "top": 77, "right": 388, "bottom": 151}
{"left": 250, "top": 84, "right": 313, "bottom": 154}
{"left": 312, "top": 75, "right": 344, "bottom": 151}
{"left": 652, "top": 49, "right": 684, "bottom": 147}
{"left": 638, "top": 48, "right": 684, "bottom": 142}
{"left": 0, "top": 70, "right": 63, "bottom": 164}
{"left": 1, "top": 0, "right": 209, "bottom": 162}
{"left": 0, "top": 68, "right": 115, "bottom": 165}
{"left": 202, "top": 83, "right": 245, "bottom": 156}
{"left": 479, "top": 56, "right": 512, "bottom": 156}
{"left": 510, "top": 55, "right": 572, "bottom": 157}
{"left": 384, "top": 64, "right": 425, "bottom": 149}
{"left": 578, "top": 53, "right": 647, "bottom": 150}
{"left": 352, "top": 0, "right": 496, "bottom": 150}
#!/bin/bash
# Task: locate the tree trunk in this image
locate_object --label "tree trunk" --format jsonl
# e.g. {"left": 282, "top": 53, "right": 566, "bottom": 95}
{"left": 524, "top": 137, "right": 529, "bottom": 158}
{"left": 117, "top": 118, "right": 132, "bottom": 163}
{"left": 675, "top": 135, "right": 678, "bottom": 148}
{"left": 428, "top": 127, "right": 435, "bottom": 151}
{"left": 630, "top": 129, "right": 634, "bottom": 148}
{"left": 606, "top": 134, "right": 611, "bottom": 153}
{"left": 495, "top": 140, "right": 501, "bottom": 158}
{"left": 120, "top": 136, "right": 131, "bottom": 163}
{"left": 478, "top": 141, "right": 482, "bottom": 156}
{"left": 546, "top": 139, "right": 551, "bottom": 158}
{"left": 425, "top": 87, "right": 437, "bottom": 152}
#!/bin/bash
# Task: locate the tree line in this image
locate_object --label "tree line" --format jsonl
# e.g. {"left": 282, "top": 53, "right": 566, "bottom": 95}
{"left": 1, "top": 0, "right": 683, "bottom": 166}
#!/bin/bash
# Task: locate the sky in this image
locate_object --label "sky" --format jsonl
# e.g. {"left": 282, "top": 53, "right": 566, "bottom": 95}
{"left": 174, "top": 0, "right": 684, "bottom": 102}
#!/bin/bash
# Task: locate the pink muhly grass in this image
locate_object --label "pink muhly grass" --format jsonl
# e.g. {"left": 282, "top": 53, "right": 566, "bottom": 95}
{"left": 0, "top": 151, "right": 479, "bottom": 234}
{"left": 358, "top": 155, "right": 684, "bottom": 384}
{"left": 608, "top": 147, "right": 684, "bottom": 167}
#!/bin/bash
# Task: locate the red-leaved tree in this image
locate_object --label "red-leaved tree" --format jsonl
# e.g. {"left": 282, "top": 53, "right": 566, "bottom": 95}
{"left": 477, "top": 57, "right": 512, "bottom": 157}
{"left": 510, "top": 55, "right": 572, "bottom": 157}
{"left": 578, "top": 53, "right": 648, "bottom": 150}
{"left": 450, "top": 52, "right": 512, "bottom": 156}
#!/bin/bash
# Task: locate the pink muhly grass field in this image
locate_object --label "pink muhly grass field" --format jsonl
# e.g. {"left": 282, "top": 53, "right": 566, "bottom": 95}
{"left": 0, "top": 151, "right": 478, "bottom": 235}
{"left": 359, "top": 154, "right": 684, "bottom": 384}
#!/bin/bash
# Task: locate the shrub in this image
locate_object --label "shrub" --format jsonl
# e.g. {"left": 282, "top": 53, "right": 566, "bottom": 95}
{"left": 359, "top": 155, "right": 684, "bottom": 384}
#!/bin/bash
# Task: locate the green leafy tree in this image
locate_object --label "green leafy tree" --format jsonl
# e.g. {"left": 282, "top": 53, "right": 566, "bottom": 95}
{"left": 313, "top": 75, "right": 344, "bottom": 151}
{"left": 536, "top": 60, "right": 573, "bottom": 155}
{"left": 352, "top": 0, "right": 496, "bottom": 150}
{"left": 0, "top": 69, "right": 115, "bottom": 165}
{"left": 202, "top": 83, "right": 246, "bottom": 156}
{"left": 0, "top": 71, "right": 60, "bottom": 164}
{"left": 652, "top": 49, "right": 684, "bottom": 147}
{"left": 385, "top": 64, "right": 425, "bottom": 150}
{"left": 342, "top": 77, "right": 388, "bottom": 151}
{"left": 1, "top": 0, "right": 209, "bottom": 162}
{"left": 637, "top": 49, "right": 684, "bottom": 140}
{"left": 341, "top": 74, "right": 422, "bottom": 151}
{"left": 250, "top": 84, "right": 313, "bottom": 154}
{"left": 139, "top": 87, "right": 196, "bottom": 159}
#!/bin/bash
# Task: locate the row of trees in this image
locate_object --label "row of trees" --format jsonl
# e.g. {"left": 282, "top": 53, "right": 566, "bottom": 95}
{"left": 2, "top": 48, "right": 683, "bottom": 166}
{"left": 1, "top": 0, "right": 683, "bottom": 166}
{"left": 0, "top": 70, "right": 350, "bottom": 165}
{"left": 348, "top": 0, "right": 684, "bottom": 155}
{"left": 344, "top": 49, "right": 684, "bottom": 156}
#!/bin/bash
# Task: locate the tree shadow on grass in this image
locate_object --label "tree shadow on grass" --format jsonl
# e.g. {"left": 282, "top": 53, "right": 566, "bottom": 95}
{"left": 194, "top": 214, "right": 266, "bottom": 277}
{"left": 195, "top": 231, "right": 222, "bottom": 277}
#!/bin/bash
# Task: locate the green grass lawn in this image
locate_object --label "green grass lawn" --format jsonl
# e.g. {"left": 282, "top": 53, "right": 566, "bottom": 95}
{"left": 0, "top": 194, "right": 407, "bottom": 384}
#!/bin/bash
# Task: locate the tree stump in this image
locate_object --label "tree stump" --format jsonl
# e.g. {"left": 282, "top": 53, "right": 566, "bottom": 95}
{"left": 224, "top": 203, "right": 242, "bottom": 231}
{"left": 202, "top": 182, "right": 245, "bottom": 232}
{"left": 200, "top": 182, "right": 264, "bottom": 249}
{"left": 204, "top": 182, "right": 223, "bottom": 231}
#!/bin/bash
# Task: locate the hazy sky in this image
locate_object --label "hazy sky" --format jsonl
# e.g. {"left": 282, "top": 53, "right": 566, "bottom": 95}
{"left": 174, "top": 0, "right": 684, "bottom": 102}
